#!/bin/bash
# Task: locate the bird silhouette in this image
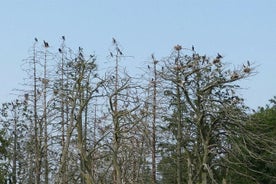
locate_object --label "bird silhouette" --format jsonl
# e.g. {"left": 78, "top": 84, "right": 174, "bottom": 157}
{"left": 34, "top": 37, "right": 38, "bottom": 42}
{"left": 112, "top": 37, "right": 116, "bottom": 44}
{"left": 192, "top": 45, "right": 194, "bottom": 51}
{"left": 43, "top": 40, "right": 49, "bottom": 48}
{"left": 117, "top": 48, "right": 123, "bottom": 55}
{"left": 202, "top": 55, "right": 206, "bottom": 61}
{"left": 217, "top": 53, "right": 222, "bottom": 59}
{"left": 62, "top": 36, "right": 65, "bottom": 41}
{"left": 58, "top": 48, "right": 62, "bottom": 53}
{"left": 151, "top": 54, "right": 155, "bottom": 60}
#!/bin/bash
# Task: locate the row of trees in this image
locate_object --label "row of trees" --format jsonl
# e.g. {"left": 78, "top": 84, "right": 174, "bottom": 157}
{"left": 0, "top": 37, "right": 275, "bottom": 184}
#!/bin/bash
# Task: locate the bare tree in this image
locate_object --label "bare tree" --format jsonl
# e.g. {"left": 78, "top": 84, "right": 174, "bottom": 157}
{"left": 160, "top": 44, "right": 255, "bottom": 184}
{"left": 55, "top": 46, "right": 105, "bottom": 183}
{"left": 105, "top": 38, "right": 142, "bottom": 184}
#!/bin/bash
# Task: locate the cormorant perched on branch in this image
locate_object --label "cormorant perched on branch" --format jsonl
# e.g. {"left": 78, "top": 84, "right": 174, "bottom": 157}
{"left": 58, "top": 48, "right": 62, "bottom": 53}
{"left": 112, "top": 37, "right": 116, "bottom": 44}
{"left": 79, "top": 46, "right": 83, "bottom": 52}
{"left": 62, "top": 36, "right": 65, "bottom": 41}
{"left": 217, "top": 53, "right": 222, "bottom": 59}
{"left": 43, "top": 40, "right": 49, "bottom": 48}
{"left": 34, "top": 37, "right": 38, "bottom": 42}
{"left": 117, "top": 48, "right": 123, "bottom": 55}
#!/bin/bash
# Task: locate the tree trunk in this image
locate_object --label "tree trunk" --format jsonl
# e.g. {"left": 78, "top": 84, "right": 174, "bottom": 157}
{"left": 12, "top": 110, "right": 18, "bottom": 184}
{"left": 201, "top": 140, "right": 208, "bottom": 184}
{"left": 151, "top": 56, "right": 157, "bottom": 184}
{"left": 33, "top": 44, "right": 41, "bottom": 184}
{"left": 187, "top": 156, "right": 193, "bottom": 184}
{"left": 201, "top": 172, "right": 207, "bottom": 184}
{"left": 175, "top": 50, "right": 182, "bottom": 184}
{"left": 43, "top": 50, "right": 49, "bottom": 184}
{"left": 113, "top": 115, "right": 122, "bottom": 184}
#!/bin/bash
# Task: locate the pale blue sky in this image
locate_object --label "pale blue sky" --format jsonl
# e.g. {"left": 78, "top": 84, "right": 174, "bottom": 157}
{"left": 0, "top": 0, "right": 275, "bottom": 109}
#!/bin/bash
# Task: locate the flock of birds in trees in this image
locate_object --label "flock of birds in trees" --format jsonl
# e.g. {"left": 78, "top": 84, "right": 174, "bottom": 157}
{"left": 23, "top": 37, "right": 66, "bottom": 104}
{"left": 27, "top": 38, "right": 252, "bottom": 103}
{"left": 33, "top": 37, "right": 252, "bottom": 76}
{"left": 34, "top": 36, "right": 65, "bottom": 51}
{"left": 172, "top": 44, "right": 251, "bottom": 80}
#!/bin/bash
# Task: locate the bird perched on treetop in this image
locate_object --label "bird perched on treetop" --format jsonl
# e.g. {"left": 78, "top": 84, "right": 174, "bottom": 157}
{"left": 217, "top": 53, "right": 222, "bottom": 59}
{"left": 43, "top": 40, "right": 49, "bottom": 48}
{"left": 117, "top": 48, "right": 123, "bottom": 55}
{"left": 62, "top": 36, "right": 65, "bottom": 41}
{"left": 112, "top": 37, "right": 116, "bottom": 44}
{"left": 34, "top": 37, "right": 38, "bottom": 42}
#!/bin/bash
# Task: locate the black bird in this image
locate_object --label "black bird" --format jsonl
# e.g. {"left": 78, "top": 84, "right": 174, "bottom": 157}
{"left": 247, "top": 60, "right": 250, "bottom": 66}
{"left": 151, "top": 54, "right": 155, "bottom": 60}
{"left": 34, "top": 37, "right": 38, "bottom": 42}
{"left": 43, "top": 40, "right": 49, "bottom": 48}
{"left": 118, "top": 48, "right": 123, "bottom": 55}
{"left": 112, "top": 37, "right": 116, "bottom": 44}
{"left": 58, "top": 48, "right": 62, "bottom": 53}
{"left": 192, "top": 45, "right": 194, "bottom": 51}
{"left": 62, "top": 36, "right": 65, "bottom": 41}
{"left": 217, "top": 53, "right": 222, "bottom": 59}
{"left": 202, "top": 55, "right": 206, "bottom": 61}
{"left": 110, "top": 52, "right": 113, "bottom": 57}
